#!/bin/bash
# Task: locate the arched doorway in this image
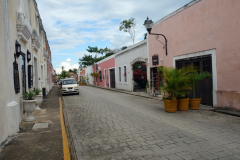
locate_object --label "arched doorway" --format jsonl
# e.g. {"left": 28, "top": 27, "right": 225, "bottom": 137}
{"left": 131, "top": 57, "right": 148, "bottom": 92}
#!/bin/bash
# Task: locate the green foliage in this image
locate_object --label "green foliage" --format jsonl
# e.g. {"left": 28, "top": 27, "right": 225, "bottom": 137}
{"left": 159, "top": 65, "right": 212, "bottom": 100}
{"left": 121, "top": 46, "right": 128, "bottom": 50}
{"left": 119, "top": 17, "right": 136, "bottom": 44}
{"left": 58, "top": 70, "right": 70, "bottom": 79}
{"left": 144, "top": 33, "right": 147, "bottom": 40}
{"left": 79, "top": 47, "right": 115, "bottom": 67}
{"left": 90, "top": 72, "right": 99, "bottom": 78}
{"left": 187, "top": 66, "right": 211, "bottom": 98}
{"left": 79, "top": 54, "right": 94, "bottom": 67}
{"left": 33, "top": 88, "right": 42, "bottom": 95}
{"left": 79, "top": 77, "right": 86, "bottom": 83}
{"left": 158, "top": 66, "right": 192, "bottom": 100}
{"left": 22, "top": 91, "right": 35, "bottom": 100}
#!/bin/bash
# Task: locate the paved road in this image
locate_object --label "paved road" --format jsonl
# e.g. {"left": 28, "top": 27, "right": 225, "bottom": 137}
{"left": 63, "top": 86, "right": 240, "bottom": 160}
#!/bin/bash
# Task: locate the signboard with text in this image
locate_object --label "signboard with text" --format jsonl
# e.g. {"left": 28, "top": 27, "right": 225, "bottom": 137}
{"left": 152, "top": 55, "right": 159, "bottom": 66}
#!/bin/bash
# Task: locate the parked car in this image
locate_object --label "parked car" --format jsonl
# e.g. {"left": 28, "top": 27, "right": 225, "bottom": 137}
{"left": 61, "top": 78, "right": 79, "bottom": 95}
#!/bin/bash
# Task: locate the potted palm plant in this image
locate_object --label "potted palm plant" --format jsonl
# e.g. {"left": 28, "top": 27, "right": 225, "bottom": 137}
{"left": 187, "top": 68, "right": 211, "bottom": 109}
{"left": 176, "top": 66, "right": 193, "bottom": 111}
{"left": 22, "top": 91, "right": 36, "bottom": 121}
{"left": 158, "top": 67, "right": 186, "bottom": 113}
{"left": 33, "top": 88, "right": 42, "bottom": 110}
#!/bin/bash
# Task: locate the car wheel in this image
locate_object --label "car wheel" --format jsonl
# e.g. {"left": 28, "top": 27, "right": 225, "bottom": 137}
{"left": 77, "top": 92, "right": 79, "bottom": 95}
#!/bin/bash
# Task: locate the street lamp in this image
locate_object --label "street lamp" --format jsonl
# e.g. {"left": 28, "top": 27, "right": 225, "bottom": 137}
{"left": 27, "top": 50, "right": 31, "bottom": 62}
{"left": 15, "top": 40, "right": 21, "bottom": 57}
{"left": 143, "top": 17, "right": 168, "bottom": 56}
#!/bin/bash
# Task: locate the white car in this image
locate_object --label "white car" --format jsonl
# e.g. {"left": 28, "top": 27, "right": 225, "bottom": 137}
{"left": 61, "top": 78, "right": 79, "bottom": 95}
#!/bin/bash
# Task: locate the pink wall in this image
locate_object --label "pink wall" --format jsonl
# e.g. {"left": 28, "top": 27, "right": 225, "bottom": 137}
{"left": 148, "top": 0, "right": 240, "bottom": 109}
{"left": 97, "top": 57, "right": 115, "bottom": 88}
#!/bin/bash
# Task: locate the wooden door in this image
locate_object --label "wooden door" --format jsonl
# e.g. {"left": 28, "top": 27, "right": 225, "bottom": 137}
{"left": 110, "top": 69, "right": 115, "bottom": 88}
{"left": 176, "top": 55, "right": 213, "bottom": 106}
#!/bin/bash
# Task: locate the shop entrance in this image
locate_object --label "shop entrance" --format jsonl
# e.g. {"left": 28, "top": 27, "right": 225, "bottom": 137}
{"left": 132, "top": 62, "right": 147, "bottom": 92}
{"left": 175, "top": 55, "right": 213, "bottom": 106}
{"left": 109, "top": 68, "right": 115, "bottom": 88}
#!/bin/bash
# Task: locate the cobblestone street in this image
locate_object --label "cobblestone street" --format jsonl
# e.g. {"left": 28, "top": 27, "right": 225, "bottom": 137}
{"left": 63, "top": 86, "right": 240, "bottom": 160}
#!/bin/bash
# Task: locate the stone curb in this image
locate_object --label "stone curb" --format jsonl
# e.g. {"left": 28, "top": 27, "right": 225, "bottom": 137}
{"left": 61, "top": 97, "right": 78, "bottom": 160}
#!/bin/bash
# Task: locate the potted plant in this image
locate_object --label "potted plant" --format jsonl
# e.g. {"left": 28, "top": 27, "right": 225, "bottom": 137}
{"left": 187, "top": 69, "right": 211, "bottom": 109}
{"left": 33, "top": 88, "right": 42, "bottom": 111}
{"left": 86, "top": 77, "right": 89, "bottom": 84}
{"left": 175, "top": 66, "right": 193, "bottom": 111}
{"left": 158, "top": 67, "right": 189, "bottom": 113}
{"left": 22, "top": 91, "right": 36, "bottom": 121}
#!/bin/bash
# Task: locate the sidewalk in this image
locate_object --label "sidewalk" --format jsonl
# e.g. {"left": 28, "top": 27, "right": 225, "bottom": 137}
{"left": 0, "top": 86, "right": 63, "bottom": 160}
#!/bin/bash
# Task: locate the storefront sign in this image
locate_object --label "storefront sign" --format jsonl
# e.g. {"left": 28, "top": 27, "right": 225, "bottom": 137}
{"left": 152, "top": 55, "right": 159, "bottom": 66}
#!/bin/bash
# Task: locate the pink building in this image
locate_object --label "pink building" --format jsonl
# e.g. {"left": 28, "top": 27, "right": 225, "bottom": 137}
{"left": 93, "top": 55, "right": 116, "bottom": 88}
{"left": 147, "top": 0, "right": 240, "bottom": 109}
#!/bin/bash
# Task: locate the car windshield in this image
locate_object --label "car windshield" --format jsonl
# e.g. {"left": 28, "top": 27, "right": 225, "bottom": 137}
{"left": 63, "top": 79, "right": 77, "bottom": 85}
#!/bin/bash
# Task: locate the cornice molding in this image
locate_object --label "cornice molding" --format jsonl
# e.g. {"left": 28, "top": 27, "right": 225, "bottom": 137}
{"left": 32, "top": 29, "right": 41, "bottom": 51}
{"left": 16, "top": 12, "right": 31, "bottom": 43}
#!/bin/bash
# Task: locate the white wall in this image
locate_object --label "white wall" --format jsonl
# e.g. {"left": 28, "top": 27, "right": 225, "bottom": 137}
{"left": 115, "top": 40, "right": 148, "bottom": 91}
{"left": 85, "top": 65, "right": 93, "bottom": 84}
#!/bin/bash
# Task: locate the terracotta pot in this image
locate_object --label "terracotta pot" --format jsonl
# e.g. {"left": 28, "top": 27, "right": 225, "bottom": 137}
{"left": 23, "top": 99, "right": 37, "bottom": 122}
{"left": 164, "top": 100, "right": 177, "bottom": 113}
{"left": 189, "top": 98, "right": 201, "bottom": 110}
{"left": 177, "top": 98, "right": 189, "bottom": 111}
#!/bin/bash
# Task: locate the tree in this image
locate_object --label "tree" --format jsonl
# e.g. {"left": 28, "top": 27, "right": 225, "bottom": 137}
{"left": 121, "top": 46, "right": 128, "bottom": 50}
{"left": 79, "top": 54, "right": 94, "bottom": 67}
{"left": 59, "top": 70, "right": 70, "bottom": 79}
{"left": 119, "top": 17, "right": 136, "bottom": 44}
{"left": 62, "top": 66, "right": 64, "bottom": 71}
{"left": 73, "top": 68, "right": 77, "bottom": 74}
{"left": 86, "top": 46, "right": 100, "bottom": 58}
{"left": 144, "top": 33, "right": 147, "bottom": 40}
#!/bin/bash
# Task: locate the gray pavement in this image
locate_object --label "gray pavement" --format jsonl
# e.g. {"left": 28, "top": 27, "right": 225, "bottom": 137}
{"left": 63, "top": 86, "right": 240, "bottom": 160}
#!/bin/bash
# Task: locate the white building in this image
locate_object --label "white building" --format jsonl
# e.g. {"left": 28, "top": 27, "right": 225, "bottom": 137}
{"left": 115, "top": 40, "right": 149, "bottom": 91}
{"left": 0, "top": 0, "right": 53, "bottom": 144}
{"left": 84, "top": 65, "right": 94, "bottom": 85}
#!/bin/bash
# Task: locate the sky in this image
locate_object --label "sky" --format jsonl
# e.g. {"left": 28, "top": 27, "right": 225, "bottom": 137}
{"left": 36, "top": 0, "right": 192, "bottom": 74}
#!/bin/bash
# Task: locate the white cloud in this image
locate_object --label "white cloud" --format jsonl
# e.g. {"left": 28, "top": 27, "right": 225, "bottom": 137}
{"left": 56, "top": 62, "right": 79, "bottom": 74}
{"left": 66, "top": 58, "right": 71, "bottom": 61}
{"left": 36, "top": 0, "right": 192, "bottom": 50}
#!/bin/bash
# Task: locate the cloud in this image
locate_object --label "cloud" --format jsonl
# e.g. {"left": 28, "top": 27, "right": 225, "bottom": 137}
{"left": 66, "top": 58, "right": 71, "bottom": 61}
{"left": 36, "top": 0, "right": 192, "bottom": 50}
{"left": 36, "top": 0, "right": 192, "bottom": 70}
{"left": 55, "top": 62, "right": 79, "bottom": 74}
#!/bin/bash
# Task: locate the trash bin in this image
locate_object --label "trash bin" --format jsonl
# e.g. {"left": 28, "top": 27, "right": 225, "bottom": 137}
{"left": 42, "top": 87, "right": 46, "bottom": 97}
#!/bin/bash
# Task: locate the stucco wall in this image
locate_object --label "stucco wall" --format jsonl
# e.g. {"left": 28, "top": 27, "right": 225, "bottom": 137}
{"left": 97, "top": 56, "right": 115, "bottom": 88}
{"left": 148, "top": 0, "right": 240, "bottom": 109}
{"left": 0, "top": 0, "right": 52, "bottom": 144}
{"left": 0, "top": 0, "right": 9, "bottom": 145}
{"left": 85, "top": 65, "right": 93, "bottom": 85}
{"left": 115, "top": 40, "right": 148, "bottom": 91}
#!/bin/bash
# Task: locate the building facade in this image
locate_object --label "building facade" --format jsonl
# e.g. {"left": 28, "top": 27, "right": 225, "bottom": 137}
{"left": 115, "top": 40, "right": 148, "bottom": 91}
{"left": 95, "top": 55, "right": 115, "bottom": 88}
{"left": 0, "top": 0, "right": 53, "bottom": 144}
{"left": 148, "top": 0, "right": 240, "bottom": 109}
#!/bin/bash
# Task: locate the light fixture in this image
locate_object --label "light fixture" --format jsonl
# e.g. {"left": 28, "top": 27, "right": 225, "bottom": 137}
{"left": 27, "top": 50, "right": 31, "bottom": 62}
{"left": 143, "top": 17, "right": 168, "bottom": 56}
{"left": 15, "top": 40, "right": 21, "bottom": 57}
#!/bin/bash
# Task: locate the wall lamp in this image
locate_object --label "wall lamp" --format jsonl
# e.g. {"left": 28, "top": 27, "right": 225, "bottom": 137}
{"left": 15, "top": 40, "right": 21, "bottom": 57}
{"left": 27, "top": 50, "right": 31, "bottom": 62}
{"left": 143, "top": 17, "right": 168, "bottom": 56}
